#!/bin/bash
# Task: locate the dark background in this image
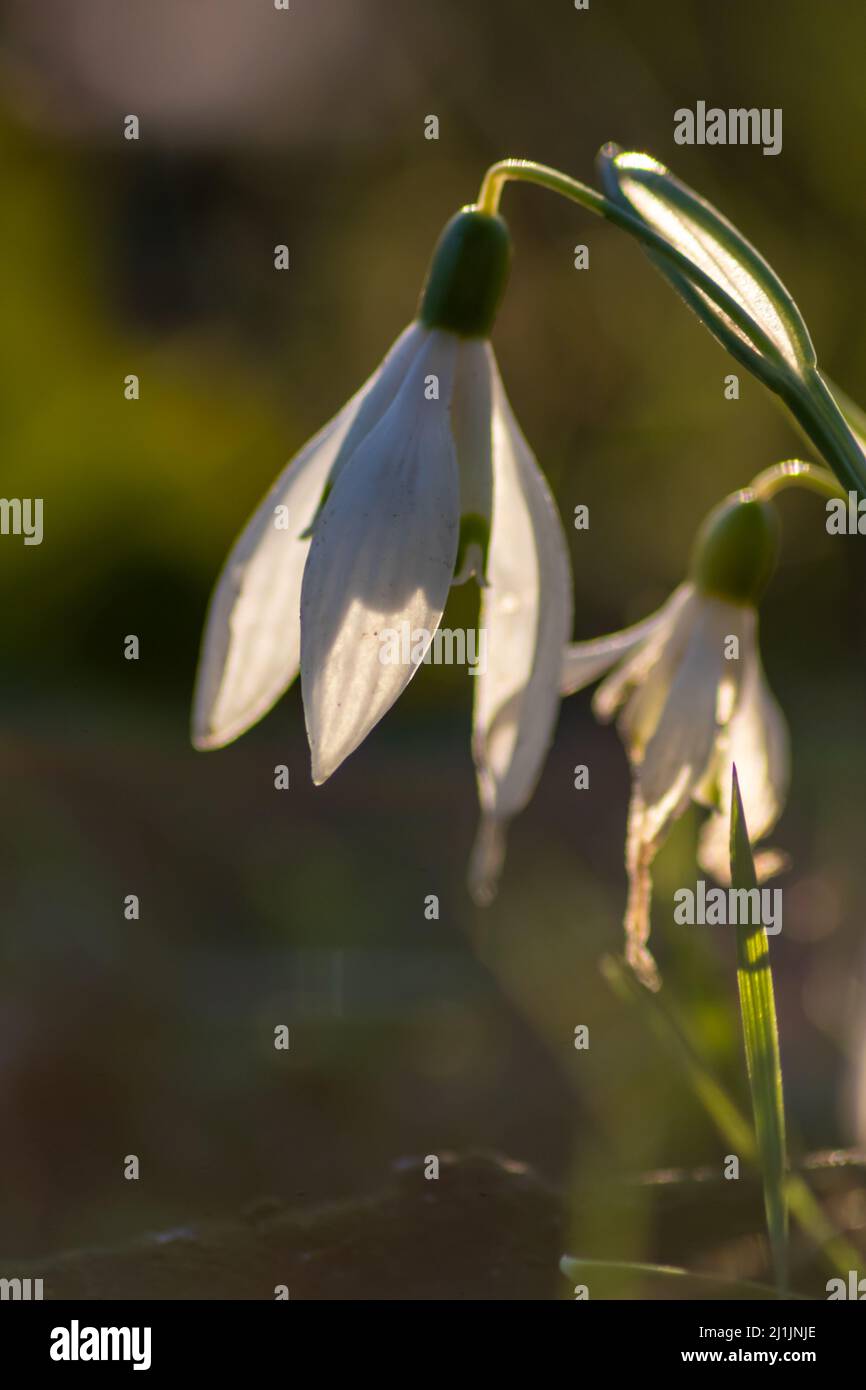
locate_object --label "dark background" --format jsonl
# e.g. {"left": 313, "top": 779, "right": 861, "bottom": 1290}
{"left": 0, "top": 0, "right": 864, "bottom": 1295}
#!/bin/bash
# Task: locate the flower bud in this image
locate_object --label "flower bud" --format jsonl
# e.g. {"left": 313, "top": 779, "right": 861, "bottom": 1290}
{"left": 419, "top": 208, "right": 511, "bottom": 337}
{"left": 691, "top": 495, "right": 779, "bottom": 605}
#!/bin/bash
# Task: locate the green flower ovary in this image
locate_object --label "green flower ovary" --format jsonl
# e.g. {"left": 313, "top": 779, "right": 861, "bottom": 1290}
{"left": 419, "top": 209, "right": 511, "bottom": 338}
{"left": 691, "top": 496, "right": 779, "bottom": 605}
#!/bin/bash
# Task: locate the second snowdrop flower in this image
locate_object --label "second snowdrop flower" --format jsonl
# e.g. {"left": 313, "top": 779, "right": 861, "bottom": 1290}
{"left": 560, "top": 493, "right": 788, "bottom": 989}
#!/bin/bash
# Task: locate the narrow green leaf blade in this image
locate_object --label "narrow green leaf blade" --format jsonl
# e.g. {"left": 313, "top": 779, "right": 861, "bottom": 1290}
{"left": 602, "top": 953, "right": 860, "bottom": 1277}
{"left": 823, "top": 376, "right": 866, "bottom": 457}
{"left": 730, "top": 763, "right": 789, "bottom": 1293}
{"left": 598, "top": 145, "right": 816, "bottom": 379}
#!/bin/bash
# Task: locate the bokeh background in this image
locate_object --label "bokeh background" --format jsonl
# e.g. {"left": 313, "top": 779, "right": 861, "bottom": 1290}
{"left": 1, "top": 0, "right": 865, "bottom": 1297}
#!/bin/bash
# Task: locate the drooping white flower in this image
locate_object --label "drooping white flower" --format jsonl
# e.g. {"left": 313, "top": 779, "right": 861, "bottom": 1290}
{"left": 192, "top": 207, "right": 573, "bottom": 884}
{"left": 560, "top": 494, "right": 788, "bottom": 988}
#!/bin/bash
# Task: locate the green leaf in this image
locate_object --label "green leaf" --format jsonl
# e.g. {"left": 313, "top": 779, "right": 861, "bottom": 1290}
{"left": 598, "top": 145, "right": 815, "bottom": 382}
{"left": 601, "top": 953, "right": 860, "bottom": 1278}
{"left": 824, "top": 376, "right": 866, "bottom": 456}
{"left": 597, "top": 145, "right": 866, "bottom": 502}
{"left": 729, "top": 763, "right": 788, "bottom": 1293}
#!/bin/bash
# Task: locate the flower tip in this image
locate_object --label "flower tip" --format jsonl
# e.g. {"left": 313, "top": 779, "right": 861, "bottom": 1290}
{"left": 309, "top": 756, "right": 330, "bottom": 788}
{"left": 626, "top": 942, "right": 662, "bottom": 993}
{"left": 468, "top": 815, "right": 508, "bottom": 907}
{"left": 309, "top": 739, "right": 341, "bottom": 787}
{"left": 190, "top": 716, "right": 228, "bottom": 752}
{"left": 191, "top": 697, "right": 251, "bottom": 752}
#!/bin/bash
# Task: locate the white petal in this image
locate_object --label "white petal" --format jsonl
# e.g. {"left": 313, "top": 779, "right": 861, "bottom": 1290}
{"left": 321, "top": 322, "right": 430, "bottom": 493}
{"left": 621, "top": 785, "right": 665, "bottom": 991}
{"left": 560, "top": 590, "right": 689, "bottom": 698}
{"left": 697, "top": 638, "right": 790, "bottom": 882}
{"left": 468, "top": 814, "right": 508, "bottom": 909}
{"left": 638, "top": 596, "right": 751, "bottom": 834}
{"left": 469, "top": 355, "right": 573, "bottom": 902}
{"left": 192, "top": 322, "right": 427, "bottom": 750}
{"left": 301, "top": 331, "right": 460, "bottom": 783}
{"left": 617, "top": 598, "right": 752, "bottom": 985}
{"left": 592, "top": 583, "right": 695, "bottom": 731}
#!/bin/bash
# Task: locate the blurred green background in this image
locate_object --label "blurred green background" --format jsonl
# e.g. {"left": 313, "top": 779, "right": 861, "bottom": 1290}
{"left": 1, "top": 0, "right": 865, "bottom": 1296}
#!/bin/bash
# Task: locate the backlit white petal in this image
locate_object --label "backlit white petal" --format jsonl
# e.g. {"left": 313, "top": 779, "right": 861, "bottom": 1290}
{"left": 469, "top": 356, "right": 573, "bottom": 903}
{"left": 638, "top": 596, "right": 751, "bottom": 828}
{"left": 560, "top": 589, "right": 689, "bottom": 698}
{"left": 323, "top": 322, "right": 430, "bottom": 493}
{"left": 192, "top": 322, "right": 427, "bottom": 751}
{"left": 619, "top": 596, "right": 752, "bottom": 988}
{"left": 593, "top": 583, "right": 695, "bottom": 732}
{"left": 468, "top": 814, "right": 508, "bottom": 909}
{"left": 621, "top": 786, "right": 667, "bottom": 991}
{"left": 697, "top": 638, "right": 790, "bottom": 882}
{"left": 301, "top": 331, "right": 460, "bottom": 783}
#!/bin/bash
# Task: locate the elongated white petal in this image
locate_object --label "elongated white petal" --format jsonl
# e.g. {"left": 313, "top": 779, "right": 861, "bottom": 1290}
{"left": 621, "top": 786, "right": 665, "bottom": 991}
{"left": 301, "top": 331, "right": 460, "bottom": 783}
{"left": 598, "top": 583, "right": 696, "bottom": 752}
{"left": 697, "top": 640, "right": 790, "bottom": 882}
{"left": 192, "top": 322, "right": 427, "bottom": 750}
{"left": 619, "top": 596, "right": 752, "bottom": 988}
{"left": 468, "top": 815, "right": 508, "bottom": 910}
{"left": 323, "top": 322, "right": 430, "bottom": 493}
{"left": 469, "top": 353, "right": 573, "bottom": 904}
{"left": 592, "top": 578, "right": 695, "bottom": 728}
{"left": 639, "top": 597, "right": 750, "bottom": 825}
{"left": 560, "top": 590, "right": 688, "bottom": 698}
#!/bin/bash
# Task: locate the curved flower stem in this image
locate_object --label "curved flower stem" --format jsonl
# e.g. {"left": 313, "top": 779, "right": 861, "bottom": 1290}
{"left": 476, "top": 159, "right": 783, "bottom": 369}
{"left": 747, "top": 459, "right": 845, "bottom": 503}
{"left": 477, "top": 158, "right": 602, "bottom": 217}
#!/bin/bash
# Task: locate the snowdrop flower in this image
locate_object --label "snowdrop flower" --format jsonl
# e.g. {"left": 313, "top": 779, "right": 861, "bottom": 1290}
{"left": 192, "top": 207, "right": 573, "bottom": 883}
{"left": 560, "top": 493, "right": 788, "bottom": 989}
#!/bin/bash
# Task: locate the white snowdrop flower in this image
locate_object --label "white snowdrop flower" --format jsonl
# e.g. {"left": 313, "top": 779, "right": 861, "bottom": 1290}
{"left": 560, "top": 494, "right": 788, "bottom": 988}
{"left": 192, "top": 207, "right": 573, "bottom": 883}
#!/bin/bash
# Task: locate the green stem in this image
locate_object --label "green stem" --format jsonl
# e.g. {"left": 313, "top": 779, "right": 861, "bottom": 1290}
{"left": 748, "top": 459, "right": 845, "bottom": 503}
{"left": 781, "top": 372, "right": 866, "bottom": 501}
{"left": 476, "top": 159, "right": 784, "bottom": 369}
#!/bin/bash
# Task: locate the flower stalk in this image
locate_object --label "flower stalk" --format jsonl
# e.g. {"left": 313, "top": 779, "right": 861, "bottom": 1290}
{"left": 747, "top": 458, "right": 844, "bottom": 504}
